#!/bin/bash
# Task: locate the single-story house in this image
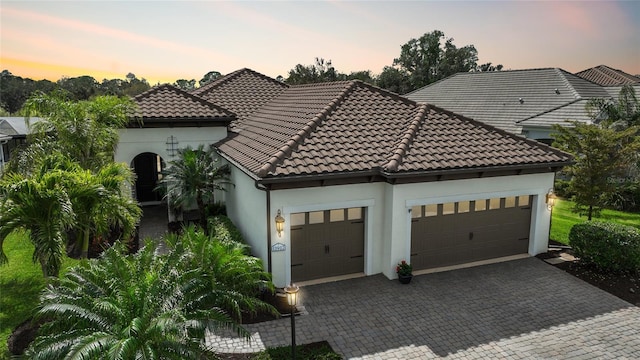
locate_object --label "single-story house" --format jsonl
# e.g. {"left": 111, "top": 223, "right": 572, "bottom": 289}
{"left": 117, "top": 68, "right": 572, "bottom": 287}
{"left": 404, "top": 68, "right": 629, "bottom": 144}
{"left": 0, "top": 117, "right": 41, "bottom": 171}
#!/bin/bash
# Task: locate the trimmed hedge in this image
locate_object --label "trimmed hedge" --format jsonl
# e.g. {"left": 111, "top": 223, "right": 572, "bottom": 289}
{"left": 569, "top": 221, "right": 640, "bottom": 273}
{"left": 208, "top": 215, "right": 246, "bottom": 244}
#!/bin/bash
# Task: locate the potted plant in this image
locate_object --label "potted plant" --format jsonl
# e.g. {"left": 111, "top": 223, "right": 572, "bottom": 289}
{"left": 396, "top": 260, "right": 413, "bottom": 284}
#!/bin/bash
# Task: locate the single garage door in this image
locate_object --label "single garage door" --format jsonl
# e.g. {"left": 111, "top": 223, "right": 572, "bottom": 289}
{"left": 411, "top": 195, "right": 532, "bottom": 270}
{"left": 290, "top": 207, "right": 364, "bottom": 282}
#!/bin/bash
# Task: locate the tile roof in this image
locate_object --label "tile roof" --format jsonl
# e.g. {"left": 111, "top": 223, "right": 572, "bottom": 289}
{"left": 133, "top": 84, "right": 235, "bottom": 121}
{"left": 192, "top": 68, "right": 288, "bottom": 129}
{"left": 216, "top": 80, "right": 571, "bottom": 180}
{"left": 0, "top": 117, "right": 42, "bottom": 136}
{"left": 575, "top": 65, "right": 640, "bottom": 87}
{"left": 405, "top": 68, "right": 610, "bottom": 134}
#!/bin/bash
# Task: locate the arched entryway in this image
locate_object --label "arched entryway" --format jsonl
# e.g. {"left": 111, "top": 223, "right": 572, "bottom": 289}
{"left": 132, "top": 152, "right": 165, "bottom": 204}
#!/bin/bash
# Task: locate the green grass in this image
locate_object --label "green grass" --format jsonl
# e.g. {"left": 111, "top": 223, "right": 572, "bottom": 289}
{"left": 550, "top": 199, "right": 640, "bottom": 245}
{"left": 0, "top": 232, "right": 81, "bottom": 359}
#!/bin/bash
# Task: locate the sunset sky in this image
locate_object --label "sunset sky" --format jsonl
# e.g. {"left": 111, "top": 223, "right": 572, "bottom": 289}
{"left": 1, "top": 1, "right": 639, "bottom": 85}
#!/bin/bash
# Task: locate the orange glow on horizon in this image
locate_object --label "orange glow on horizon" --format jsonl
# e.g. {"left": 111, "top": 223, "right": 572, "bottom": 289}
{"left": 0, "top": 57, "right": 180, "bottom": 85}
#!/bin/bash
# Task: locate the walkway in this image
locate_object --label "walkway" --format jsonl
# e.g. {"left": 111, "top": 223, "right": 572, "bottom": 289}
{"left": 207, "top": 258, "right": 640, "bottom": 359}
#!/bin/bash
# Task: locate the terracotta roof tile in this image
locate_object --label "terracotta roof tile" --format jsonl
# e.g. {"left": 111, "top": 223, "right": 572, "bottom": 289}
{"left": 575, "top": 65, "right": 640, "bottom": 87}
{"left": 192, "top": 68, "right": 288, "bottom": 129}
{"left": 133, "top": 84, "right": 235, "bottom": 120}
{"left": 216, "top": 80, "right": 571, "bottom": 180}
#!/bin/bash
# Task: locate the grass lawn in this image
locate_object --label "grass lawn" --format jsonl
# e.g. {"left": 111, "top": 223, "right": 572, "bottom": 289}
{"left": 550, "top": 199, "right": 640, "bottom": 245}
{"left": 0, "top": 232, "right": 81, "bottom": 359}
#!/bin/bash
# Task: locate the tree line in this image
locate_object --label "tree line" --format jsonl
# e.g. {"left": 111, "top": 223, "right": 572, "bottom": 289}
{"left": 1, "top": 30, "right": 501, "bottom": 115}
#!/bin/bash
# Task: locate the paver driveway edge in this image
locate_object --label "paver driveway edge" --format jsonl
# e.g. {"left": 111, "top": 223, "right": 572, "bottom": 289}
{"left": 207, "top": 258, "right": 640, "bottom": 359}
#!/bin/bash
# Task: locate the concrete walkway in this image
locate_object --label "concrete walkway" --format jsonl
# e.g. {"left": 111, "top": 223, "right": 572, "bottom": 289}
{"left": 207, "top": 258, "right": 640, "bottom": 359}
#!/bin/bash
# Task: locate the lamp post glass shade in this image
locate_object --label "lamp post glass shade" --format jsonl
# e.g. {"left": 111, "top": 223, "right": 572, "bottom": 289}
{"left": 546, "top": 189, "right": 557, "bottom": 210}
{"left": 285, "top": 283, "right": 299, "bottom": 306}
{"left": 275, "top": 209, "right": 285, "bottom": 237}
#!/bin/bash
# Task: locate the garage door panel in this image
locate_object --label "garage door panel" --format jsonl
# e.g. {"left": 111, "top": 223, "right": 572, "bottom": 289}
{"left": 411, "top": 197, "right": 532, "bottom": 270}
{"left": 291, "top": 209, "right": 365, "bottom": 282}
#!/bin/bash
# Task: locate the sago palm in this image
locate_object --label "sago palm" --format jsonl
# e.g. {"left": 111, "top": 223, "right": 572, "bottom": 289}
{"left": 157, "top": 145, "right": 231, "bottom": 233}
{"left": 25, "top": 242, "right": 249, "bottom": 359}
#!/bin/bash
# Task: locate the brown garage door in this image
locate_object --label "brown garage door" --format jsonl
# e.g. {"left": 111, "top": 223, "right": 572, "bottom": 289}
{"left": 291, "top": 208, "right": 364, "bottom": 282}
{"left": 411, "top": 195, "right": 532, "bottom": 270}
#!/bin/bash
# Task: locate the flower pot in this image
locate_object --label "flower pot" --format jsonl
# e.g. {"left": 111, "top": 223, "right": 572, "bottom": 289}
{"left": 398, "top": 274, "right": 413, "bottom": 284}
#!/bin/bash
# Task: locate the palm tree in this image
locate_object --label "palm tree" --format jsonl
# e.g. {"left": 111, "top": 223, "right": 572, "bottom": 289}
{"left": 25, "top": 241, "right": 252, "bottom": 359}
{"left": 0, "top": 158, "right": 75, "bottom": 277}
{"left": 157, "top": 145, "right": 231, "bottom": 233}
{"left": 22, "top": 91, "right": 134, "bottom": 172}
{"left": 68, "top": 162, "right": 141, "bottom": 258}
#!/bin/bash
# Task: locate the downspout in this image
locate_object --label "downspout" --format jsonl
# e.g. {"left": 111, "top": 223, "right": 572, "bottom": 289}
{"left": 255, "top": 181, "right": 272, "bottom": 273}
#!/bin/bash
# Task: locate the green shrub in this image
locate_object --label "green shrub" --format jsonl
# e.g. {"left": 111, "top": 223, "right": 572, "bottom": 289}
{"left": 569, "top": 221, "right": 640, "bottom": 273}
{"left": 209, "top": 215, "right": 246, "bottom": 245}
{"left": 554, "top": 178, "right": 574, "bottom": 199}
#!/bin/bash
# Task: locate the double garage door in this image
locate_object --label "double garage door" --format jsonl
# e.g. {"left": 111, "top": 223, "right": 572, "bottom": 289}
{"left": 411, "top": 195, "right": 532, "bottom": 270}
{"left": 289, "top": 196, "right": 532, "bottom": 282}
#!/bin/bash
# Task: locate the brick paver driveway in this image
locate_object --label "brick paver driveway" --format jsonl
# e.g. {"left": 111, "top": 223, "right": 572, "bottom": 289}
{"left": 208, "top": 258, "right": 640, "bottom": 359}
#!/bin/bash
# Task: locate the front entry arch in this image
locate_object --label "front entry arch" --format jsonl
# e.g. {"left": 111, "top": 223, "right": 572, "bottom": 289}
{"left": 132, "top": 152, "right": 165, "bottom": 204}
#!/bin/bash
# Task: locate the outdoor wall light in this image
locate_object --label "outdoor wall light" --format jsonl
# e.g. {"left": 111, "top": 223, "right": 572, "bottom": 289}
{"left": 275, "top": 210, "right": 285, "bottom": 237}
{"left": 545, "top": 189, "right": 557, "bottom": 211}
{"left": 284, "top": 283, "right": 300, "bottom": 360}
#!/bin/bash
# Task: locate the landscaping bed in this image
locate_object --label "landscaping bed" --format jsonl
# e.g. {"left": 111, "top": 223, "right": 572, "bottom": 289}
{"left": 537, "top": 247, "right": 639, "bottom": 307}
{"left": 217, "top": 341, "right": 340, "bottom": 360}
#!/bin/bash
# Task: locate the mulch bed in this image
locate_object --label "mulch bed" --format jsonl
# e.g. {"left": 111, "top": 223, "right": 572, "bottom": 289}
{"left": 536, "top": 247, "right": 639, "bottom": 307}
{"left": 217, "top": 341, "right": 335, "bottom": 360}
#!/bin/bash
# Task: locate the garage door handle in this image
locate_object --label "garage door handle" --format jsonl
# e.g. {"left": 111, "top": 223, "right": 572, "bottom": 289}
{"left": 411, "top": 253, "right": 418, "bottom": 257}
{"left": 350, "top": 255, "right": 363, "bottom": 259}
{"left": 291, "top": 263, "right": 303, "bottom": 267}
{"left": 325, "top": 245, "right": 330, "bottom": 254}
{"left": 518, "top": 237, "right": 529, "bottom": 241}
{"left": 469, "top": 232, "right": 474, "bottom": 240}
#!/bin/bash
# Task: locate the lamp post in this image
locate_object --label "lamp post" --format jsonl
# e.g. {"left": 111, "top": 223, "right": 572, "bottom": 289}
{"left": 284, "top": 283, "right": 299, "bottom": 360}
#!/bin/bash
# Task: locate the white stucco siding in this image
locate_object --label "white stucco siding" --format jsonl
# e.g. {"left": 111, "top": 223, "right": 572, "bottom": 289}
{"left": 224, "top": 164, "right": 268, "bottom": 270}
{"left": 114, "top": 127, "right": 228, "bottom": 165}
{"left": 270, "top": 183, "right": 386, "bottom": 288}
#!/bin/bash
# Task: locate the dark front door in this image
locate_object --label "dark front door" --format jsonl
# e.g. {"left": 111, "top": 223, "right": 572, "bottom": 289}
{"left": 290, "top": 208, "right": 365, "bottom": 282}
{"left": 133, "top": 152, "right": 163, "bottom": 203}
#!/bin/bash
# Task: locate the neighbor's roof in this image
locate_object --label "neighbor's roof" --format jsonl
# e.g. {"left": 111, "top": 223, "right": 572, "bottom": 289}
{"left": 405, "top": 68, "right": 609, "bottom": 134}
{"left": 575, "top": 65, "right": 640, "bottom": 87}
{"left": 192, "top": 68, "right": 288, "bottom": 129}
{"left": 216, "top": 79, "right": 571, "bottom": 181}
{"left": 132, "top": 84, "right": 235, "bottom": 124}
{"left": 0, "top": 117, "right": 42, "bottom": 136}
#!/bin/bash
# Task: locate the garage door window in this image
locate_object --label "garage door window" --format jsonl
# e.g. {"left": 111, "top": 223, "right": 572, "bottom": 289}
{"left": 411, "top": 206, "right": 422, "bottom": 218}
{"left": 309, "top": 211, "right": 324, "bottom": 224}
{"left": 291, "top": 213, "right": 305, "bottom": 226}
{"left": 505, "top": 196, "right": 516, "bottom": 208}
{"left": 519, "top": 195, "right": 530, "bottom": 207}
{"left": 443, "top": 202, "right": 455, "bottom": 215}
{"left": 475, "top": 199, "right": 487, "bottom": 211}
{"left": 458, "top": 201, "right": 470, "bottom": 213}
{"left": 348, "top": 207, "right": 362, "bottom": 220}
{"left": 425, "top": 204, "right": 438, "bottom": 216}
{"left": 489, "top": 198, "right": 501, "bottom": 210}
{"left": 330, "top": 209, "right": 345, "bottom": 222}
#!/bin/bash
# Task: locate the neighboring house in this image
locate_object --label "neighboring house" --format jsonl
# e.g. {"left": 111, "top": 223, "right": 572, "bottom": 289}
{"left": 120, "top": 68, "right": 571, "bottom": 288}
{"left": 0, "top": 117, "right": 41, "bottom": 169}
{"left": 575, "top": 65, "right": 640, "bottom": 87}
{"left": 405, "top": 68, "right": 613, "bottom": 144}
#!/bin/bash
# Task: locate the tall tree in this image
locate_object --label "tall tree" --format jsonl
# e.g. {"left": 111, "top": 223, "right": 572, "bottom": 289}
{"left": 0, "top": 156, "right": 76, "bottom": 277}
{"left": 392, "top": 30, "right": 482, "bottom": 92}
{"left": 346, "top": 70, "right": 376, "bottom": 84}
{"left": 376, "top": 66, "right": 412, "bottom": 95}
{"left": 174, "top": 79, "right": 197, "bottom": 91}
{"left": 285, "top": 57, "right": 347, "bottom": 85}
{"left": 552, "top": 122, "right": 639, "bottom": 220}
{"left": 199, "top": 71, "right": 222, "bottom": 87}
{"left": 23, "top": 91, "right": 134, "bottom": 172}
{"left": 57, "top": 75, "right": 98, "bottom": 100}
{"left": 157, "top": 145, "right": 231, "bottom": 233}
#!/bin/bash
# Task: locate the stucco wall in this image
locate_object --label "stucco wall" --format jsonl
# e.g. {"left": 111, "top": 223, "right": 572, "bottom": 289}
{"left": 224, "top": 164, "right": 268, "bottom": 271}
{"left": 266, "top": 173, "right": 554, "bottom": 286}
{"left": 114, "top": 127, "right": 228, "bottom": 165}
